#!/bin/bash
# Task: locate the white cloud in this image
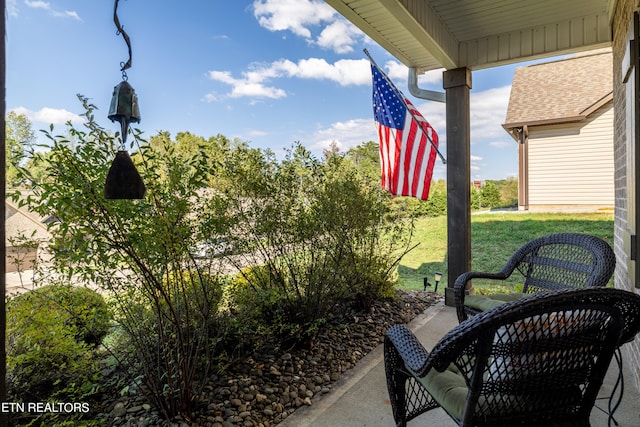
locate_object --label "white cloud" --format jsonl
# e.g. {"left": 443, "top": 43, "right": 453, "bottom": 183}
{"left": 233, "top": 83, "right": 286, "bottom": 99}
{"left": 470, "top": 85, "right": 511, "bottom": 139}
{"left": 7, "top": 0, "right": 17, "bottom": 15}
{"left": 308, "top": 118, "right": 376, "bottom": 152}
{"left": 12, "top": 106, "right": 83, "bottom": 125}
{"left": 252, "top": 0, "right": 366, "bottom": 53}
{"left": 316, "top": 20, "right": 361, "bottom": 54}
{"left": 419, "top": 69, "right": 444, "bottom": 85}
{"left": 53, "top": 10, "right": 81, "bottom": 20}
{"left": 24, "top": 0, "right": 81, "bottom": 20}
{"left": 25, "top": 0, "right": 49, "bottom": 9}
{"left": 275, "top": 58, "right": 370, "bottom": 85}
{"left": 384, "top": 62, "right": 443, "bottom": 91}
{"left": 206, "top": 56, "right": 442, "bottom": 103}
{"left": 413, "top": 100, "right": 446, "bottom": 134}
{"left": 207, "top": 58, "right": 371, "bottom": 100}
{"left": 489, "top": 140, "right": 513, "bottom": 148}
{"left": 253, "top": 0, "right": 336, "bottom": 39}
{"left": 470, "top": 158, "right": 483, "bottom": 175}
{"left": 385, "top": 61, "right": 408, "bottom": 81}
{"left": 207, "top": 69, "right": 287, "bottom": 99}
{"left": 203, "top": 93, "right": 219, "bottom": 103}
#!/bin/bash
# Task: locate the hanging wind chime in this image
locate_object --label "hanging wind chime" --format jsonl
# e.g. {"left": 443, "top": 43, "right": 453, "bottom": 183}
{"left": 105, "top": 0, "right": 146, "bottom": 199}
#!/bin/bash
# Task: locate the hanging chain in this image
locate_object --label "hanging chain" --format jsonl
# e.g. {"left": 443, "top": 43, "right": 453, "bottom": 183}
{"left": 113, "top": 0, "right": 132, "bottom": 80}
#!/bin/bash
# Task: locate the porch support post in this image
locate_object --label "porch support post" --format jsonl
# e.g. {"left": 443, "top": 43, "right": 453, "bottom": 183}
{"left": 443, "top": 67, "right": 472, "bottom": 306}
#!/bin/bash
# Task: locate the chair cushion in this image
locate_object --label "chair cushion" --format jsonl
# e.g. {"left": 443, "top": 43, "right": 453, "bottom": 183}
{"left": 464, "top": 292, "right": 525, "bottom": 312}
{"left": 416, "top": 364, "right": 468, "bottom": 420}
{"left": 418, "top": 362, "right": 584, "bottom": 423}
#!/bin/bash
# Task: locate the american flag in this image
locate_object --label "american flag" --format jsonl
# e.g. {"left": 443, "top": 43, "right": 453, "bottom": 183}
{"left": 371, "top": 64, "right": 439, "bottom": 201}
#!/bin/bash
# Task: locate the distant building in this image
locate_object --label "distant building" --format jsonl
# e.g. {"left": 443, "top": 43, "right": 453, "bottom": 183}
{"left": 503, "top": 49, "right": 614, "bottom": 211}
{"left": 6, "top": 198, "right": 50, "bottom": 273}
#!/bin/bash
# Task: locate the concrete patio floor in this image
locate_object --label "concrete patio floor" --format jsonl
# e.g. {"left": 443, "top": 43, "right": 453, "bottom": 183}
{"left": 280, "top": 301, "right": 640, "bottom": 427}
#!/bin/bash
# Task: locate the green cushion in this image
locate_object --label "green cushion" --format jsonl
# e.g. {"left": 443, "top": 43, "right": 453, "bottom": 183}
{"left": 416, "top": 364, "right": 468, "bottom": 420}
{"left": 488, "top": 292, "right": 526, "bottom": 302}
{"left": 464, "top": 292, "right": 525, "bottom": 312}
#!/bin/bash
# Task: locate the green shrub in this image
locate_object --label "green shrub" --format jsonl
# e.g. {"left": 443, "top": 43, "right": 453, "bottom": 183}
{"left": 221, "top": 148, "right": 413, "bottom": 346}
{"left": 348, "top": 252, "right": 398, "bottom": 309}
{"left": 6, "top": 285, "right": 110, "bottom": 424}
{"left": 110, "top": 268, "right": 229, "bottom": 413}
{"left": 12, "top": 98, "right": 235, "bottom": 420}
{"left": 41, "top": 284, "right": 111, "bottom": 346}
{"left": 228, "top": 265, "right": 319, "bottom": 344}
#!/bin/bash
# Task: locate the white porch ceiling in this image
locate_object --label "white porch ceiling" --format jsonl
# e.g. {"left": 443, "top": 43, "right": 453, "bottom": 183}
{"left": 325, "top": 0, "right": 616, "bottom": 72}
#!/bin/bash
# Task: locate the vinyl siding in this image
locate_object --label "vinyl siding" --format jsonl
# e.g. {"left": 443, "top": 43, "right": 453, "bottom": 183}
{"left": 527, "top": 103, "right": 614, "bottom": 207}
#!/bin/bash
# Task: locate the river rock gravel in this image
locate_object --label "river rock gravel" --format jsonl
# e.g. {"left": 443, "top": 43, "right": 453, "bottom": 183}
{"left": 100, "top": 290, "right": 441, "bottom": 427}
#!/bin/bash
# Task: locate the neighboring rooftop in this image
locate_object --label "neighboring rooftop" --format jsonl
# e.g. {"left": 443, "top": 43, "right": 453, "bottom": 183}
{"left": 6, "top": 199, "right": 49, "bottom": 242}
{"left": 503, "top": 48, "right": 613, "bottom": 128}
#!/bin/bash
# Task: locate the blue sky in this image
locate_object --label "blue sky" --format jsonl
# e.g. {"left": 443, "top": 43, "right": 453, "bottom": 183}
{"left": 6, "top": 0, "right": 525, "bottom": 181}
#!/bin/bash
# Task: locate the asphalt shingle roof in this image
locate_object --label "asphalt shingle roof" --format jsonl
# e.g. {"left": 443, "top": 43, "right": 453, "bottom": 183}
{"left": 504, "top": 49, "right": 612, "bottom": 127}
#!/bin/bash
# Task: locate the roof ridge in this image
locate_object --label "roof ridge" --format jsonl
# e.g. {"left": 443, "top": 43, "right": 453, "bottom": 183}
{"left": 525, "top": 48, "right": 612, "bottom": 68}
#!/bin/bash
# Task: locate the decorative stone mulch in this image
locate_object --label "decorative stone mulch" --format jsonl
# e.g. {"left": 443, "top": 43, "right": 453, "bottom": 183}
{"left": 99, "top": 290, "right": 442, "bottom": 427}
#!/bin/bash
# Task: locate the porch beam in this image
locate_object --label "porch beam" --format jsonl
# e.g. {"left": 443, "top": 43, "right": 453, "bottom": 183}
{"left": 443, "top": 67, "right": 471, "bottom": 306}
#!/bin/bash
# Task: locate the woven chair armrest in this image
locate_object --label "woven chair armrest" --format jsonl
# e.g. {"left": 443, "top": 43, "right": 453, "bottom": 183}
{"left": 385, "top": 325, "right": 433, "bottom": 376}
{"left": 454, "top": 271, "right": 509, "bottom": 288}
{"left": 454, "top": 271, "right": 509, "bottom": 321}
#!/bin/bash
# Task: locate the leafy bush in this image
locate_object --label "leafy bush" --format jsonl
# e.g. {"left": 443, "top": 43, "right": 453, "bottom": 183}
{"left": 6, "top": 284, "right": 110, "bottom": 425}
{"left": 111, "top": 269, "right": 228, "bottom": 409}
{"left": 12, "top": 96, "right": 232, "bottom": 420}
{"left": 413, "top": 185, "right": 447, "bottom": 217}
{"left": 347, "top": 251, "right": 398, "bottom": 309}
{"left": 220, "top": 147, "right": 414, "bottom": 345}
{"left": 12, "top": 98, "right": 416, "bottom": 419}
{"left": 42, "top": 284, "right": 111, "bottom": 346}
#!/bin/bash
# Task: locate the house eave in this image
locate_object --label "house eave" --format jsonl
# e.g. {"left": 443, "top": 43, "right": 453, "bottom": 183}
{"left": 503, "top": 93, "right": 613, "bottom": 138}
{"left": 580, "top": 92, "right": 614, "bottom": 116}
{"left": 503, "top": 116, "right": 587, "bottom": 131}
{"left": 325, "top": 0, "right": 616, "bottom": 71}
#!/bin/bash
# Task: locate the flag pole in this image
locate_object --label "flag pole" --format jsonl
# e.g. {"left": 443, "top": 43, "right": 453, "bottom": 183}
{"left": 364, "top": 49, "right": 446, "bottom": 164}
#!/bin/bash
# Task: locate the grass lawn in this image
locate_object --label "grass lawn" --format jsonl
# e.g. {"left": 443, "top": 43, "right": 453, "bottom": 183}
{"left": 397, "top": 211, "right": 614, "bottom": 292}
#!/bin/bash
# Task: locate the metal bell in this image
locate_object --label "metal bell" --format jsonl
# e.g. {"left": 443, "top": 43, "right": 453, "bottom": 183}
{"left": 108, "top": 80, "right": 141, "bottom": 144}
{"left": 106, "top": 80, "right": 145, "bottom": 199}
{"left": 104, "top": 150, "right": 146, "bottom": 199}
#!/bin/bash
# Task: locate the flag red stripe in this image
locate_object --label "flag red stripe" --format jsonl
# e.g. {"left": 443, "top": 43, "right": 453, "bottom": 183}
{"left": 402, "top": 115, "right": 417, "bottom": 196}
{"left": 371, "top": 64, "right": 439, "bottom": 201}
{"left": 411, "top": 132, "right": 427, "bottom": 197}
{"left": 377, "top": 124, "right": 388, "bottom": 191}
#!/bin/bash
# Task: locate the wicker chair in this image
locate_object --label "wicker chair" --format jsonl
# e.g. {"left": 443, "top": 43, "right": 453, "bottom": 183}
{"left": 384, "top": 288, "right": 640, "bottom": 427}
{"left": 454, "top": 233, "right": 615, "bottom": 322}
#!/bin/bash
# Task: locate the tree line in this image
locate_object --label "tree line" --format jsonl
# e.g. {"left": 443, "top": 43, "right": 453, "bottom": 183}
{"left": 7, "top": 113, "right": 517, "bottom": 215}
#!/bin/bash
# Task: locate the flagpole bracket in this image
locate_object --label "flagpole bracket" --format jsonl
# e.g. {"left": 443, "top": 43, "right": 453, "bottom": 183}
{"left": 408, "top": 68, "right": 445, "bottom": 103}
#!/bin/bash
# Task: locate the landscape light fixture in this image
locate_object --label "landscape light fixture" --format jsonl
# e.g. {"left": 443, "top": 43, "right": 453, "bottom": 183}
{"left": 423, "top": 271, "right": 443, "bottom": 293}
{"left": 433, "top": 271, "right": 442, "bottom": 292}
{"left": 105, "top": 0, "right": 146, "bottom": 199}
